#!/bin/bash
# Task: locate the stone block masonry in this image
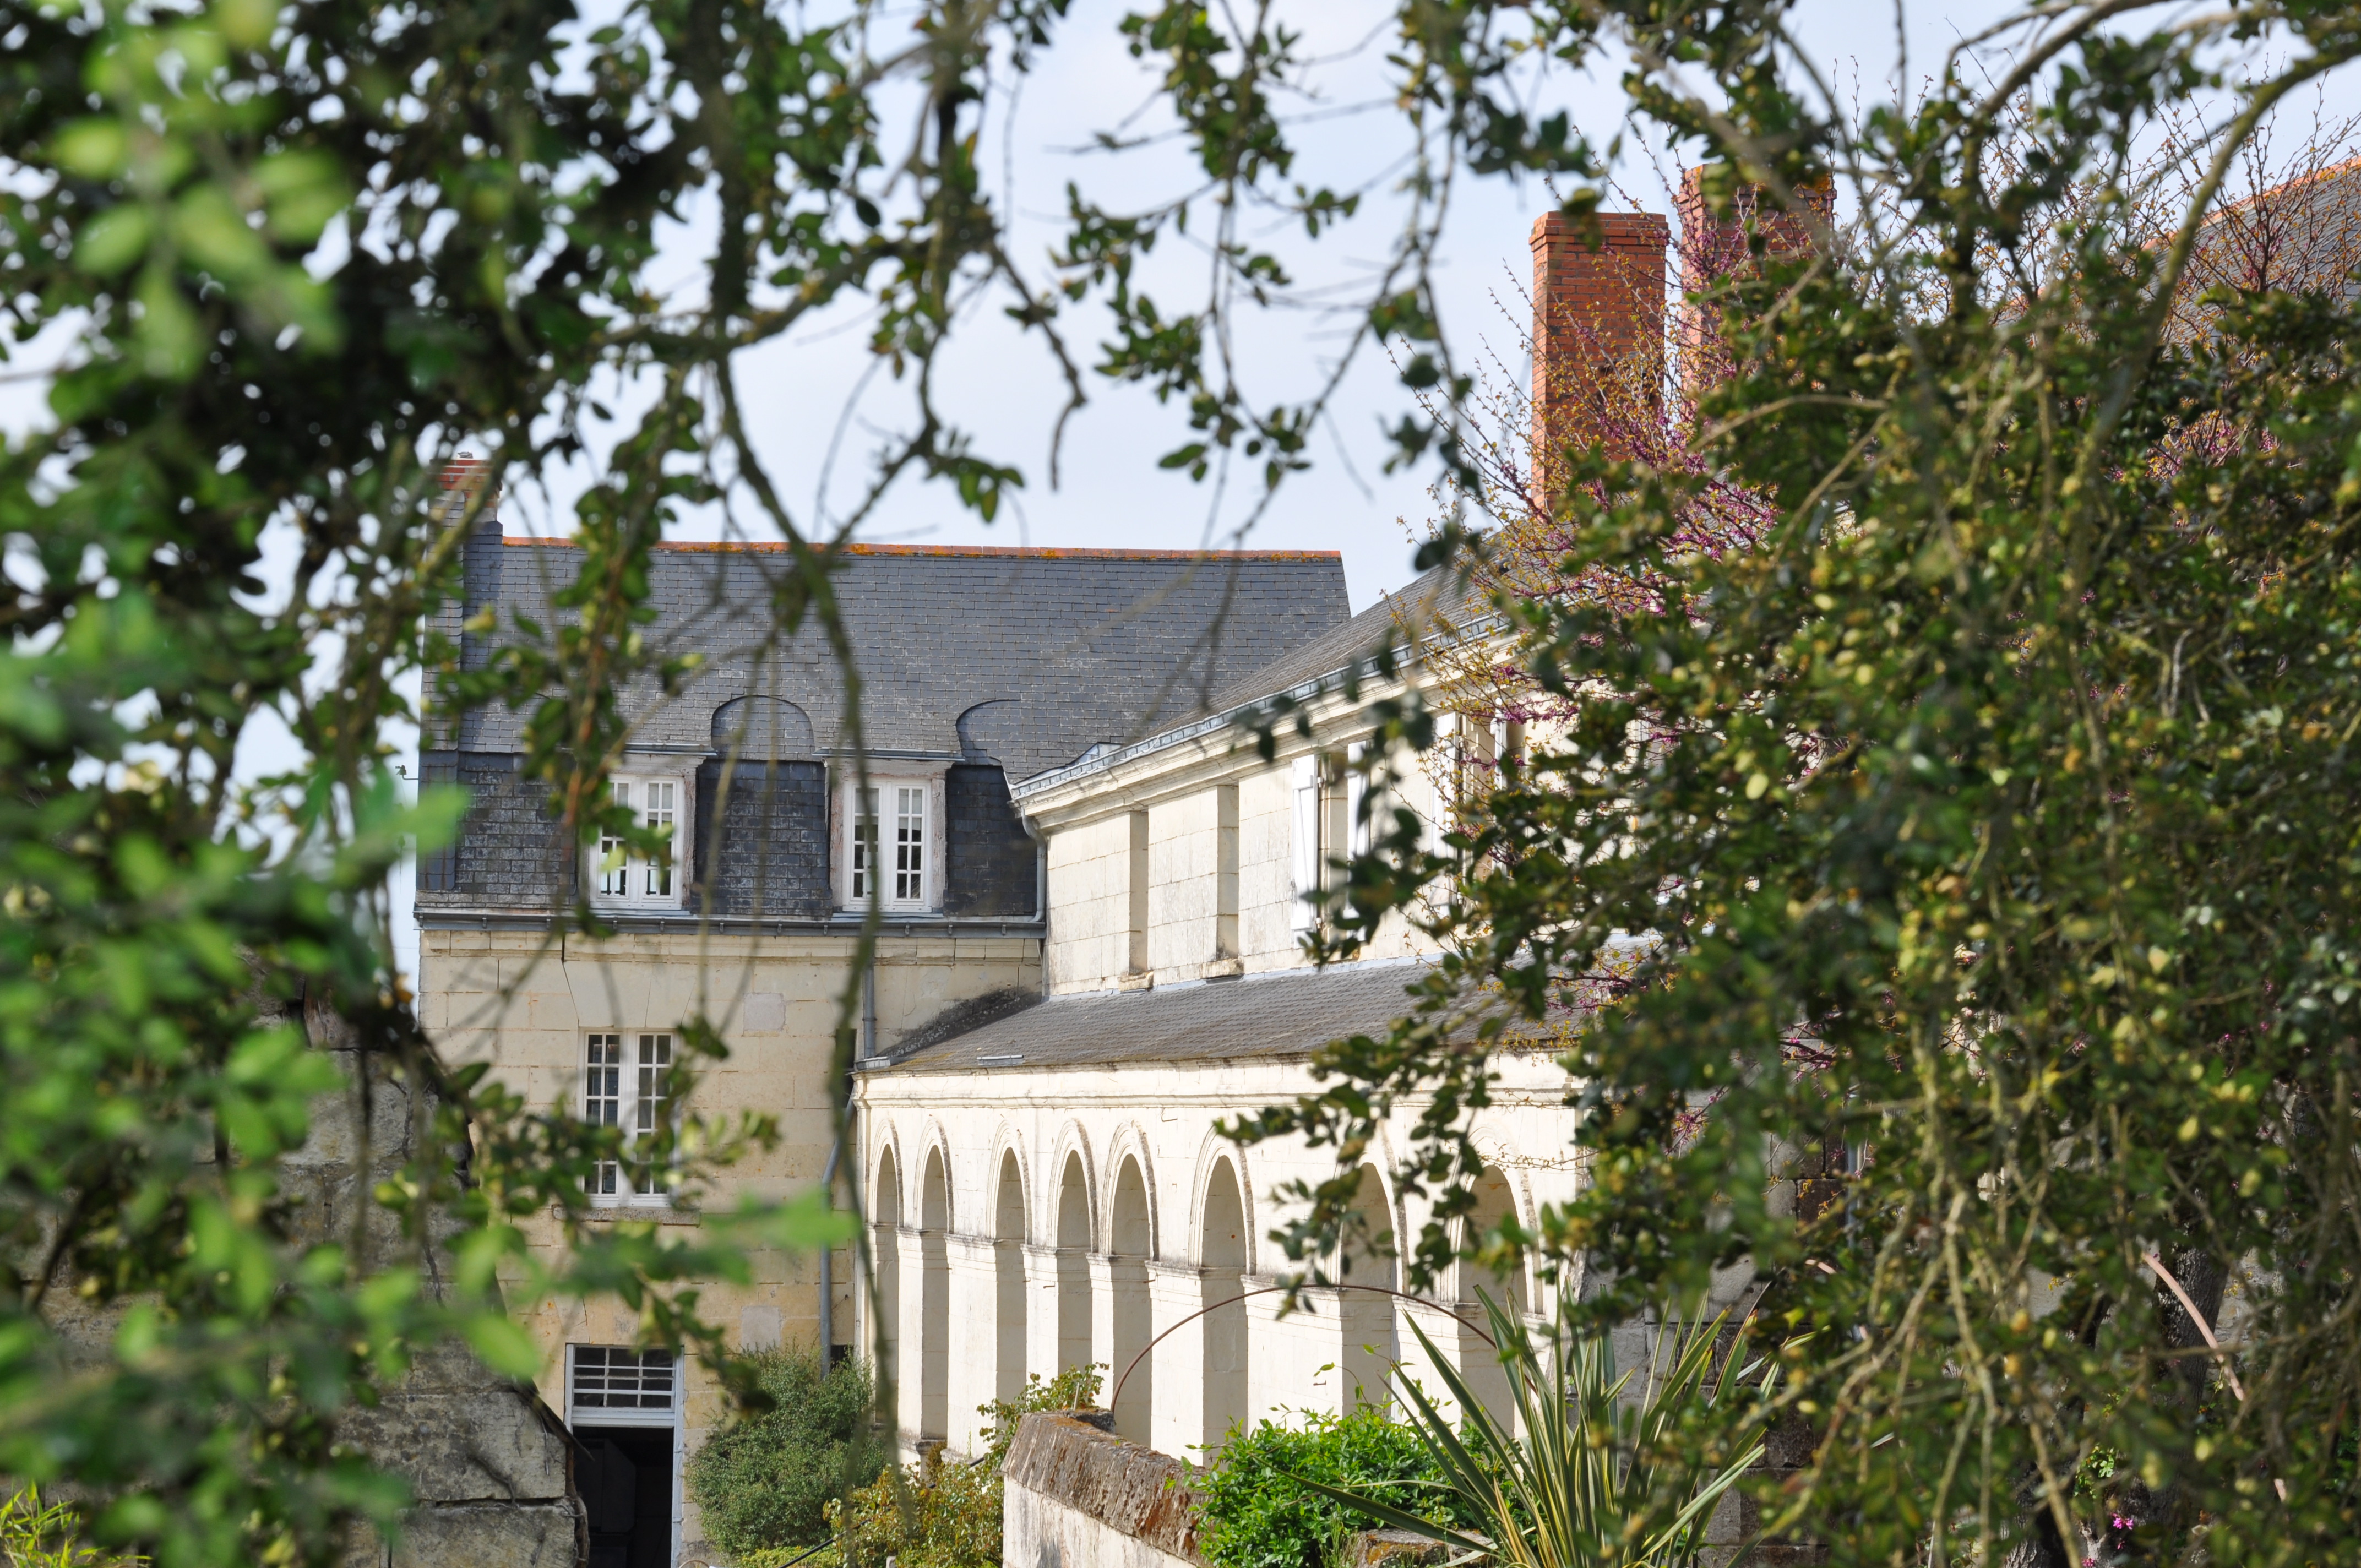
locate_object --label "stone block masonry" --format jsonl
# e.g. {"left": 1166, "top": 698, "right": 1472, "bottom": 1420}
{"left": 1002, "top": 1412, "right": 1205, "bottom": 1568}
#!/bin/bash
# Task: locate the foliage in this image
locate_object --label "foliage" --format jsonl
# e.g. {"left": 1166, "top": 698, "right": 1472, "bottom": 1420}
{"left": 976, "top": 1362, "right": 1103, "bottom": 1468}
{"left": 0, "top": 1488, "right": 143, "bottom": 1568}
{"left": 6, "top": 0, "right": 2360, "bottom": 1560}
{"left": 1243, "top": 9, "right": 2361, "bottom": 1567}
{"left": 686, "top": 1348, "right": 891, "bottom": 1558}
{"left": 1296, "top": 1293, "right": 1771, "bottom": 1568}
{"left": 1193, "top": 1401, "right": 1470, "bottom": 1568}
{"left": 823, "top": 1363, "right": 1102, "bottom": 1568}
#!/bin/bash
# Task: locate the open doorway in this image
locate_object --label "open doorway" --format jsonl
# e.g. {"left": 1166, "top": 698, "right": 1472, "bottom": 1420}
{"left": 575, "top": 1425, "right": 673, "bottom": 1568}
{"left": 568, "top": 1345, "right": 681, "bottom": 1568}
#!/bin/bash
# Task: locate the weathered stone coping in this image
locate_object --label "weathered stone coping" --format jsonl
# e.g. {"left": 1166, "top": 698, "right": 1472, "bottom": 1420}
{"left": 1002, "top": 1412, "right": 1207, "bottom": 1566}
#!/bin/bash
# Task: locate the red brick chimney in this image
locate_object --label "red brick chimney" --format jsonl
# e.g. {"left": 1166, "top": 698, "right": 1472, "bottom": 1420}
{"left": 1529, "top": 210, "right": 1669, "bottom": 493}
{"left": 1675, "top": 167, "right": 1834, "bottom": 394}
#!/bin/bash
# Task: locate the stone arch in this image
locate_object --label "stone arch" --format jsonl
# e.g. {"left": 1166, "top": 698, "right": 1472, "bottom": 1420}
{"left": 711, "top": 695, "right": 817, "bottom": 759}
{"left": 994, "top": 1148, "right": 1029, "bottom": 1404}
{"left": 1054, "top": 1151, "right": 1094, "bottom": 1378}
{"left": 1188, "top": 1128, "right": 1256, "bottom": 1273}
{"left": 1043, "top": 1121, "right": 1096, "bottom": 1245}
{"left": 1461, "top": 1159, "right": 1530, "bottom": 1319}
{"left": 872, "top": 1143, "right": 903, "bottom": 1390}
{"left": 1199, "top": 1154, "right": 1250, "bottom": 1452}
{"left": 982, "top": 1121, "right": 1030, "bottom": 1239}
{"left": 1107, "top": 1151, "right": 1155, "bottom": 1442}
{"left": 1100, "top": 1123, "right": 1160, "bottom": 1260}
{"left": 918, "top": 1144, "right": 951, "bottom": 1440}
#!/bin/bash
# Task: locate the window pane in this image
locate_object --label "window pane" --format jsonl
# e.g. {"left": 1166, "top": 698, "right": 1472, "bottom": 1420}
{"left": 895, "top": 786, "right": 924, "bottom": 902}
{"left": 599, "top": 781, "right": 630, "bottom": 896}
{"left": 852, "top": 787, "right": 879, "bottom": 900}
{"left": 635, "top": 1033, "right": 671, "bottom": 1132}
{"left": 571, "top": 1346, "right": 676, "bottom": 1410}
{"left": 643, "top": 782, "right": 674, "bottom": 896}
{"left": 585, "top": 1033, "right": 623, "bottom": 1195}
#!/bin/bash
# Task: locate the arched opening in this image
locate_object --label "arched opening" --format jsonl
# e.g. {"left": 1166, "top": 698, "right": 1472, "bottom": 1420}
{"left": 1109, "top": 1157, "right": 1154, "bottom": 1442}
{"left": 1464, "top": 1164, "right": 1528, "bottom": 1317}
{"left": 1055, "top": 1153, "right": 1094, "bottom": 1377}
{"left": 995, "top": 1152, "right": 1028, "bottom": 1405}
{"left": 872, "top": 1151, "right": 901, "bottom": 1391}
{"left": 1340, "top": 1163, "right": 1400, "bottom": 1412}
{"left": 1200, "top": 1158, "right": 1249, "bottom": 1452}
{"left": 1455, "top": 1163, "right": 1524, "bottom": 1429}
{"left": 920, "top": 1148, "right": 951, "bottom": 1440}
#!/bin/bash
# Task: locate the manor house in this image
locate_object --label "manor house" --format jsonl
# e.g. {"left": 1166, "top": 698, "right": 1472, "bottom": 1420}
{"left": 418, "top": 190, "right": 1771, "bottom": 1567}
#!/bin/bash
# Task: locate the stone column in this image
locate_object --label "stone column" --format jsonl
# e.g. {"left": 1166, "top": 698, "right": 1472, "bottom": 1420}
{"left": 1098, "top": 1252, "right": 1154, "bottom": 1444}
{"left": 895, "top": 1224, "right": 932, "bottom": 1448}
{"left": 1146, "top": 1262, "right": 1207, "bottom": 1460}
{"left": 1400, "top": 1297, "right": 1507, "bottom": 1429}
{"left": 1022, "top": 1243, "right": 1064, "bottom": 1382}
{"left": 1054, "top": 1245, "right": 1093, "bottom": 1378}
{"left": 1255, "top": 1284, "right": 1348, "bottom": 1419}
{"left": 944, "top": 1232, "right": 1002, "bottom": 1458}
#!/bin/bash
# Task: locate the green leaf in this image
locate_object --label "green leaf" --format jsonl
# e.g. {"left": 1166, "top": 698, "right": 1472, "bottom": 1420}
{"left": 461, "top": 1312, "right": 547, "bottom": 1380}
{"left": 74, "top": 204, "right": 151, "bottom": 275}
{"left": 52, "top": 117, "right": 129, "bottom": 178}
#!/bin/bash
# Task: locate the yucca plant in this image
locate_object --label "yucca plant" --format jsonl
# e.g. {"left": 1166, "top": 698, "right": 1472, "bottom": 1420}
{"left": 1296, "top": 1290, "right": 1776, "bottom": 1568}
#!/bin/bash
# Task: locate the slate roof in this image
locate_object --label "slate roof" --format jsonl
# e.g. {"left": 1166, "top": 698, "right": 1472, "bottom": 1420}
{"left": 463, "top": 540, "right": 1350, "bottom": 782}
{"left": 1013, "top": 562, "right": 1497, "bottom": 802}
{"left": 866, "top": 959, "right": 1439, "bottom": 1074}
{"left": 1205, "top": 562, "right": 1493, "bottom": 714}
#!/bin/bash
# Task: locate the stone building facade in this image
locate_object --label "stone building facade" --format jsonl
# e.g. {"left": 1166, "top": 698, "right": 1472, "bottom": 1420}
{"left": 415, "top": 537, "right": 1350, "bottom": 1563}
{"left": 848, "top": 575, "right": 1596, "bottom": 1467}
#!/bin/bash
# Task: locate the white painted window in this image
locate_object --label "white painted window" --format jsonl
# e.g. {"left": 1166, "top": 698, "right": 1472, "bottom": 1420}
{"left": 586, "top": 1032, "right": 624, "bottom": 1196}
{"left": 1291, "top": 756, "right": 1321, "bottom": 933}
{"left": 585, "top": 1031, "right": 673, "bottom": 1204}
{"left": 568, "top": 1345, "right": 678, "bottom": 1417}
{"left": 595, "top": 774, "right": 686, "bottom": 906}
{"left": 844, "top": 777, "right": 936, "bottom": 911}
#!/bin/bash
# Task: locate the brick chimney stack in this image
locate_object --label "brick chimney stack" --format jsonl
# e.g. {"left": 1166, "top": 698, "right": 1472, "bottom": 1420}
{"left": 1675, "top": 167, "right": 1834, "bottom": 394}
{"left": 422, "top": 454, "right": 499, "bottom": 754}
{"left": 1530, "top": 210, "right": 1669, "bottom": 494}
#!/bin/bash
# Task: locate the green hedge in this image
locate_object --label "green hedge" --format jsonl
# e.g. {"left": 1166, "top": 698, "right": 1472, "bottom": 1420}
{"left": 685, "top": 1348, "right": 892, "bottom": 1559}
{"left": 1193, "top": 1404, "right": 1477, "bottom": 1568}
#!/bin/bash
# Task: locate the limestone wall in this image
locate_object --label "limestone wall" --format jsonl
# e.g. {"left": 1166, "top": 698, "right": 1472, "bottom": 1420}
{"left": 1038, "top": 718, "right": 1445, "bottom": 997}
{"left": 1002, "top": 1412, "right": 1204, "bottom": 1568}
{"left": 422, "top": 925, "right": 1041, "bottom": 1549}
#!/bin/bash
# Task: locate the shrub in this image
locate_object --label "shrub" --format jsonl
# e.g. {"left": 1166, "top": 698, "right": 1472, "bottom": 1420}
{"left": 1192, "top": 1403, "right": 1471, "bottom": 1568}
{"left": 0, "top": 1487, "right": 143, "bottom": 1568}
{"left": 824, "top": 1363, "right": 1105, "bottom": 1568}
{"left": 686, "top": 1348, "right": 891, "bottom": 1559}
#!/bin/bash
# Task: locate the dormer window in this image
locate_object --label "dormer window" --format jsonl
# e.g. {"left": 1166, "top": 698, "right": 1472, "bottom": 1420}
{"left": 593, "top": 766, "right": 694, "bottom": 908}
{"left": 841, "top": 775, "right": 940, "bottom": 912}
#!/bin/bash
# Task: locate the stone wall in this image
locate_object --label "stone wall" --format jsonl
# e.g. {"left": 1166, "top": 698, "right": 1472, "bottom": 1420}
{"left": 1002, "top": 1412, "right": 1204, "bottom": 1568}
{"left": 289, "top": 995, "right": 586, "bottom": 1568}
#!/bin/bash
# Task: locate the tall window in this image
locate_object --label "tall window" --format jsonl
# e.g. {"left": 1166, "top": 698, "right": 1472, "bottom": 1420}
{"left": 852, "top": 788, "right": 880, "bottom": 901}
{"left": 894, "top": 786, "right": 926, "bottom": 901}
{"left": 595, "top": 776, "right": 681, "bottom": 903}
{"left": 586, "top": 1032, "right": 623, "bottom": 1195}
{"left": 585, "top": 1031, "right": 673, "bottom": 1203}
{"left": 847, "top": 780, "right": 931, "bottom": 910}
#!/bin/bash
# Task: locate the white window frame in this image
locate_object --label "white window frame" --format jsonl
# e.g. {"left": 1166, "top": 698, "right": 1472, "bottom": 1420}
{"left": 839, "top": 773, "right": 942, "bottom": 913}
{"left": 584, "top": 1031, "right": 676, "bottom": 1207}
{"left": 590, "top": 761, "right": 696, "bottom": 910}
{"left": 564, "top": 1343, "right": 685, "bottom": 1568}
